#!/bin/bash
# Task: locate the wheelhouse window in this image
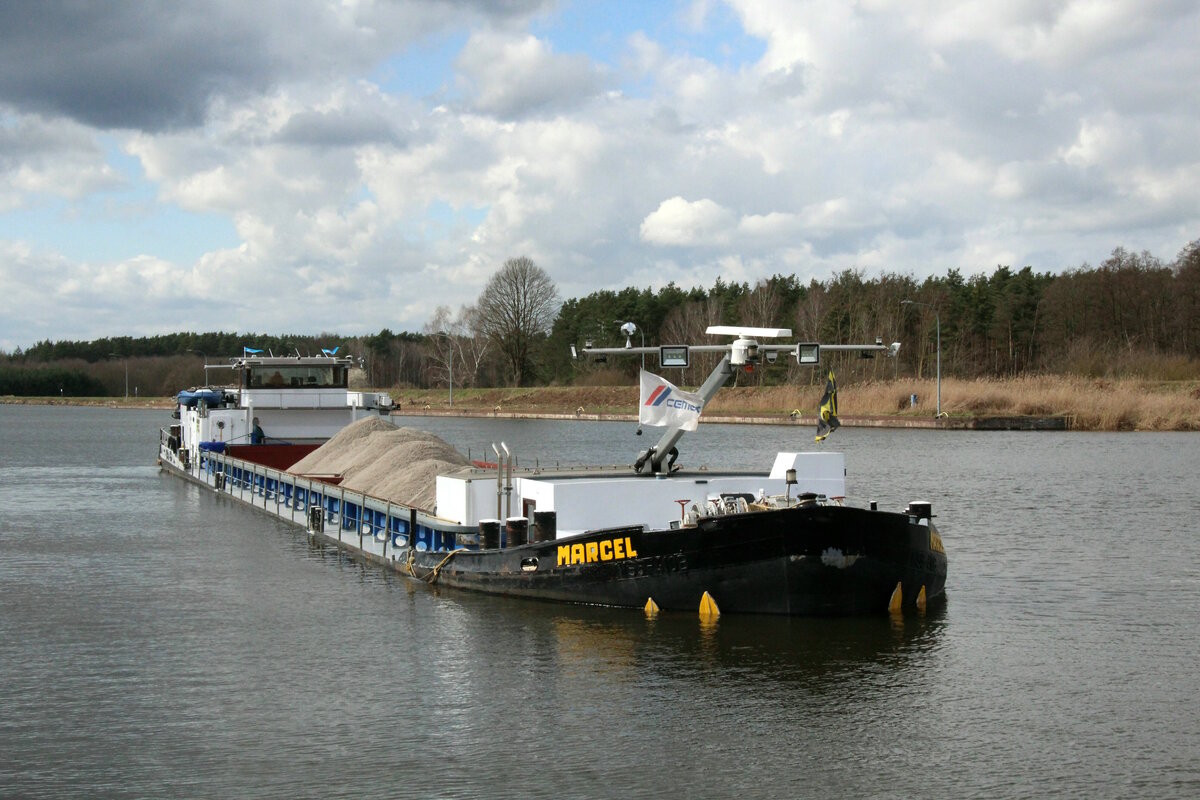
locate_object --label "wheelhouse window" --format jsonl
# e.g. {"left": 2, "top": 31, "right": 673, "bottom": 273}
{"left": 244, "top": 364, "right": 347, "bottom": 389}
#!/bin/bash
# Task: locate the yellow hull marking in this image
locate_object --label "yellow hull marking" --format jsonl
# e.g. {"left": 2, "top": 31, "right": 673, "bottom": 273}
{"left": 930, "top": 530, "right": 945, "bottom": 554}
{"left": 557, "top": 536, "right": 639, "bottom": 567}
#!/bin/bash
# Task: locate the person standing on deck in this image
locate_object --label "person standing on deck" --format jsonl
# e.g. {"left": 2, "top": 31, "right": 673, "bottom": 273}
{"left": 251, "top": 418, "right": 265, "bottom": 444}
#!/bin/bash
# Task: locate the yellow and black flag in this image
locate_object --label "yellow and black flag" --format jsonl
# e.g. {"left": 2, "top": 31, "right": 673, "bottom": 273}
{"left": 814, "top": 368, "right": 839, "bottom": 442}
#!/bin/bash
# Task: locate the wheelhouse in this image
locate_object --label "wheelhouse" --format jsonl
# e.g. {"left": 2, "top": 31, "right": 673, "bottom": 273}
{"left": 241, "top": 359, "right": 349, "bottom": 390}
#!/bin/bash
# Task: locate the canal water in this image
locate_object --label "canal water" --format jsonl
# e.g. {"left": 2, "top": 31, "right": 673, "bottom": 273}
{"left": 1, "top": 404, "right": 1198, "bottom": 799}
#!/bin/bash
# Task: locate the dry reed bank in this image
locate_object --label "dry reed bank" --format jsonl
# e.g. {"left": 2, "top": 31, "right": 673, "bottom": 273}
{"left": 393, "top": 376, "right": 1200, "bottom": 432}
{"left": 6, "top": 376, "right": 1199, "bottom": 431}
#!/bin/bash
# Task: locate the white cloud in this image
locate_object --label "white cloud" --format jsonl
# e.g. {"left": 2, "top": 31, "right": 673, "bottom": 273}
{"left": 0, "top": 115, "right": 122, "bottom": 204}
{"left": 1060, "top": 112, "right": 1134, "bottom": 168}
{"left": 455, "top": 31, "right": 605, "bottom": 118}
{"left": 640, "top": 197, "right": 737, "bottom": 246}
{"left": 2, "top": 1, "right": 1199, "bottom": 349}
{"left": 0, "top": 1, "right": 552, "bottom": 130}
{"left": 738, "top": 210, "right": 802, "bottom": 238}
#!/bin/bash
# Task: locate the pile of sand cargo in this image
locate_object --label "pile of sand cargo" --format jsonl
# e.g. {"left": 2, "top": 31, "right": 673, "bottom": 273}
{"left": 288, "top": 416, "right": 471, "bottom": 512}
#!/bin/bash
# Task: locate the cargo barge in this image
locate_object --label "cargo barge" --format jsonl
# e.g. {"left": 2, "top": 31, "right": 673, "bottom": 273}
{"left": 158, "top": 332, "right": 947, "bottom": 616}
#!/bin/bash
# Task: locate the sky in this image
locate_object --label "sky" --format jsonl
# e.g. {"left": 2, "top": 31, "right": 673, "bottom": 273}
{"left": 1, "top": 0, "right": 1198, "bottom": 352}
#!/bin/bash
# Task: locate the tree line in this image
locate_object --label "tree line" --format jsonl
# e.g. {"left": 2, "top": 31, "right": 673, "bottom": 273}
{"left": 549, "top": 241, "right": 1200, "bottom": 386}
{"left": 3, "top": 243, "right": 1198, "bottom": 397}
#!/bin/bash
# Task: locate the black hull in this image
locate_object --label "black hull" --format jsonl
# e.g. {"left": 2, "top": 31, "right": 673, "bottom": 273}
{"left": 160, "top": 450, "right": 946, "bottom": 616}
{"left": 410, "top": 504, "right": 947, "bottom": 616}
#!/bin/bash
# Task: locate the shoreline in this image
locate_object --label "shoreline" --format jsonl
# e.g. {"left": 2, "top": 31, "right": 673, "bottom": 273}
{"left": 0, "top": 394, "right": 1068, "bottom": 430}
{"left": 387, "top": 406, "right": 1068, "bottom": 430}
{"left": 6, "top": 374, "right": 1199, "bottom": 431}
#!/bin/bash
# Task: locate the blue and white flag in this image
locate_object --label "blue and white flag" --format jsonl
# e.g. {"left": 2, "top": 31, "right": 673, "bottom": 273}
{"left": 321, "top": 347, "right": 340, "bottom": 356}
{"left": 639, "top": 370, "right": 703, "bottom": 431}
{"left": 243, "top": 347, "right": 263, "bottom": 355}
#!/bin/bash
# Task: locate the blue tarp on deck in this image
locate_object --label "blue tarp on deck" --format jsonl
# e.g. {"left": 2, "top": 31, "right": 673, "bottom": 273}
{"left": 176, "top": 389, "right": 225, "bottom": 408}
{"left": 199, "top": 441, "right": 227, "bottom": 453}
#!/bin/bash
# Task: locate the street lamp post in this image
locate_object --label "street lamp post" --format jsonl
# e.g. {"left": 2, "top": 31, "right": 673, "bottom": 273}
{"left": 901, "top": 300, "right": 941, "bottom": 417}
{"left": 107, "top": 353, "right": 128, "bottom": 400}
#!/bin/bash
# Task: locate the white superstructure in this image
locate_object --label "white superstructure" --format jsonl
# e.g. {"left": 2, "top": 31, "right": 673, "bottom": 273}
{"left": 168, "top": 354, "right": 393, "bottom": 467}
{"left": 435, "top": 452, "right": 846, "bottom": 535}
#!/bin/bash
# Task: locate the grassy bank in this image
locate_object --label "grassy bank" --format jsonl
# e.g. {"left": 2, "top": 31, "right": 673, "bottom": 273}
{"left": 1, "top": 396, "right": 175, "bottom": 410}
{"left": 6, "top": 375, "right": 1200, "bottom": 431}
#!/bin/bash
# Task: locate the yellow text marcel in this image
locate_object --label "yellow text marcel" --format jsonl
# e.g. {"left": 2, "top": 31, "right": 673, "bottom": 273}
{"left": 557, "top": 536, "right": 639, "bottom": 566}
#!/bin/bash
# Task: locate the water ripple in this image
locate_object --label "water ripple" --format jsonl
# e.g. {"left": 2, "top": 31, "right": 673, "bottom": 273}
{"left": 1, "top": 407, "right": 1198, "bottom": 798}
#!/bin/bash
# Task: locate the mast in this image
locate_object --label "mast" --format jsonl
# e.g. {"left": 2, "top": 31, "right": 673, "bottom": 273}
{"left": 634, "top": 354, "right": 731, "bottom": 473}
{"left": 575, "top": 326, "right": 899, "bottom": 474}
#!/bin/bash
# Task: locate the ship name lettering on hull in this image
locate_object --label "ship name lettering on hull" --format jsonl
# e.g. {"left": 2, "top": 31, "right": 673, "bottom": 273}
{"left": 557, "top": 536, "right": 639, "bottom": 566}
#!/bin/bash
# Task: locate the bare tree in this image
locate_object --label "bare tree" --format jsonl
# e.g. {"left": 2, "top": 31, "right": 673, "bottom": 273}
{"left": 738, "top": 280, "right": 784, "bottom": 385}
{"left": 455, "top": 304, "right": 491, "bottom": 388}
{"left": 740, "top": 279, "right": 783, "bottom": 329}
{"left": 422, "top": 306, "right": 456, "bottom": 393}
{"left": 1175, "top": 240, "right": 1200, "bottom": 356}
{"left": 789, "top": 283, "right": 828, "bottom": 385}
{"left": 477, "top": 256, "right": 560, "bottom": 386}
{"left": 660, "top": 297, "right": 723, "bottom": 386}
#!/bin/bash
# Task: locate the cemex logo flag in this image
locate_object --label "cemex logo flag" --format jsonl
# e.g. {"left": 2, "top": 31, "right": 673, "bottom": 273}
{"left": 639, "top": 370, "right": 703, "bottom": 431}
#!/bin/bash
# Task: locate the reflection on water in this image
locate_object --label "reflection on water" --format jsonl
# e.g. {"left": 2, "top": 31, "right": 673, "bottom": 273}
{"left": 542, "top": 603, "right": 948, "bottom": 692}
{"left": 2, "top": 405, "right": 1199, "bottom": 799}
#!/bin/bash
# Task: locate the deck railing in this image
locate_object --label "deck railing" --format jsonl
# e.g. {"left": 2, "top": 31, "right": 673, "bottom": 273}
{"left": 161, "top": 431, "right": 476, "bottom": 559}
